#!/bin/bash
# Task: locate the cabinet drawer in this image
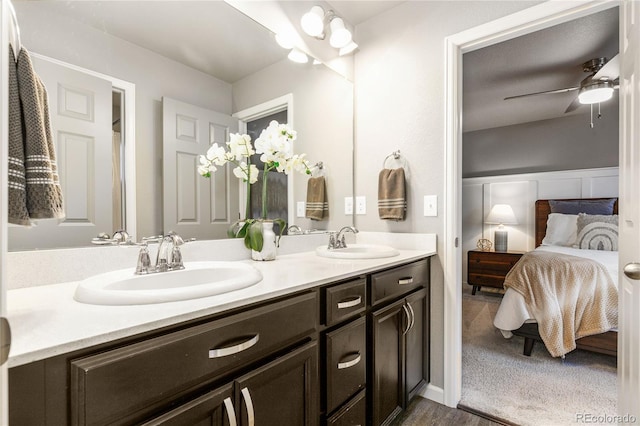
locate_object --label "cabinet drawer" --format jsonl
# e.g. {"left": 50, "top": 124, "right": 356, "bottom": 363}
{"left": 468, "top": 273, "right": 505, "bottom": 288}
{"left": 326, "top": 389, "right": 366, "bottom": 426}
{"left": 325, "top": 316, "right": 366, "bottom": 414}
{"left": 371, "top": 259, "right": 429, "bottom": 306}
{"left": 323, "top": 278, "right": 366, "bottom": 326}
{"left": 70, "top": 292, "right": 317, "bottom": 426}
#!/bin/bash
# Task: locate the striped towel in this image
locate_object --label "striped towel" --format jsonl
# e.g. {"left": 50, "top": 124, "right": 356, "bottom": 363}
{"left": 378, "top": 168, "right": 406, "bottom": 221}
{"left": 16, "top": 47, "right": 64, "bottom": 221}
{"left": 8, "top": 46, "right": 31, "bottom": 225}
{"left": 305, "top": 176, "right": 328, "bottom": 220}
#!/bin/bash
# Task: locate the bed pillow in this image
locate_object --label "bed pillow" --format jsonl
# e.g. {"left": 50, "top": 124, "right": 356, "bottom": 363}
{"left": 575, "top": 213, "right": 619, "bottom": 251}
{"left": 549, "top": 198, "right": 616, "bottom": 215}
{"left": 541, "top": 213, "right": 578, "bottom": 246}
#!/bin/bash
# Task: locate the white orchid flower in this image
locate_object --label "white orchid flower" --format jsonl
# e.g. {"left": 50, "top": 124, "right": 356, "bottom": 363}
{"left": 228, "top": 133, "right": 254, "bottom": 160}
{"left": 206, "top": 143, "right": 228, "bottom": 166}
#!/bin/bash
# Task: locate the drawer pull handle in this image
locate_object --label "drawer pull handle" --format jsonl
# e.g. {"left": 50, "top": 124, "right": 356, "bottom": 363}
{"left": 223, "top": 397, "right": 237, "bottom": 426}
{"left": 337, "top": 352, "right": 362, "bottom": 370}
{"left": 241, "top": 387, "right": 255, "bottom": 426}
{"left": 209, "top": 334, "right": 259, "bottom": 358}
{"left": 398, "top": 277, "right": 413, "bottom": 285}
{"left": 337, "top": 296, "right": 362, "bottom": 309}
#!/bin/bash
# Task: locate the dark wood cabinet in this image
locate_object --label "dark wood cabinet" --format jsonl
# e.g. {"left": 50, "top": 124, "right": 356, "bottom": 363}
{"left": 467, "top": 250, "right": 523, "bottom": 295}
{"left": 9, "top": 257, "right": 432, "bottom": 426}
{"left": 369, "top": 260, "right": 430, "bottom": 426}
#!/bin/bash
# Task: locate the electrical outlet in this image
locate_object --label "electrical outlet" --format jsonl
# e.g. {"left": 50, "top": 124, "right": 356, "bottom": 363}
{"left": 424, "top": 195, "right": 437, "bottom": 216}
{"left": 344, "top": 197, "right": 354, "bottom": 215}
{"left": 297, "top": 201, "right": 306, "bottom": 218}
{"left": 356, "top": 196, "right": 366, "bottom": 215}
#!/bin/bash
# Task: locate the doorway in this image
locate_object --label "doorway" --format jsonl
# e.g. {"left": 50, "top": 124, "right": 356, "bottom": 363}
{"left": 443, "top": 0, "right": 620, "bottom": 409}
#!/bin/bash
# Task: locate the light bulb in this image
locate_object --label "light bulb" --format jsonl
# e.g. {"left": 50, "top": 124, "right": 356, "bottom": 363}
{"left": 288, "top": 48, "right": 308, "bottom": 64}
{"left": 301, "top": 6, "right": 324, "bottom": 37}
{"left": 329, "top": 18, "right": 352, "bottom": 48}
{"left": 275, "top": 32, "right": 295, "bottom": 49}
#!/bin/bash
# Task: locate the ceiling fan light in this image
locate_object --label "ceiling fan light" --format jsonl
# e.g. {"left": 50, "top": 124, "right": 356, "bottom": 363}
{"left": 301, "top": 6, "right": 325, "bottom": 37}
{"left": 578, "top": 81, "right": 614, "bottom": 104}
{"left": 329, "top": 18, "right": 352, "bottom": 48}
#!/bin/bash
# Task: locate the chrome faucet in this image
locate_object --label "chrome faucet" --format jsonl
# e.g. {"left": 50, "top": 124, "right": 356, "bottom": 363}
{"left": 328, "top": 226, "right": 359, "bottom": 249}
{"left": 135, "top": 231, "right": 188, "bottom": 274}
{"left": 286, "top": 224, "right": 303, "bottom": 235}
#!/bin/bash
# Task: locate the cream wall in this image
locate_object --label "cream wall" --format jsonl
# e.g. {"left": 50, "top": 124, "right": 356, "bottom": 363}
{"left": 354, "top": 0, "right": 541, "bottom": 390}
{"left": 14, "top": 3, "right": 233, "bottom": 239}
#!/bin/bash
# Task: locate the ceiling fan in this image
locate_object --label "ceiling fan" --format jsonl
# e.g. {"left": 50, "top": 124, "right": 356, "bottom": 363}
{"left": 504, "top": 54, "right": 620, "bottom": 113}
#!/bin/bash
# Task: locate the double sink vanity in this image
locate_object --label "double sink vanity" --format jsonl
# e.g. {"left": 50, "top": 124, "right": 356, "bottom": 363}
{"left": 7, "top": 232, "right": 435, "bottom": 425}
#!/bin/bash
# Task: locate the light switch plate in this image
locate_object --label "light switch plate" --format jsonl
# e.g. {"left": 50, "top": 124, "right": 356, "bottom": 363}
{"left": 297, "top": 201, "right": 306, "bottom": 218}
{"left": 356, "top": 196, "right": 366, "bottom": 215}
{"left": 344, "top": 197, "right": 354, "bottom": 215}
{"left": 424, "top": 195, "right": 437, "bottom": 216}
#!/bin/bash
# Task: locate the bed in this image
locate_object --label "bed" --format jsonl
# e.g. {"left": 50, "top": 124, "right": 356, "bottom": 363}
{"left": 493, "top": 198, "right": 618, "bottom": 357}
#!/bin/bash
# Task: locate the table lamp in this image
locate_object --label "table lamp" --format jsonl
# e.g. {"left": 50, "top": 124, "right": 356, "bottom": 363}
{"left": 485, "top": 204, "right": 518, "bottom": 252}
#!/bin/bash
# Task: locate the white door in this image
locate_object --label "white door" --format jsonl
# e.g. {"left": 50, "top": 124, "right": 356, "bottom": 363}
{"left": 163, "top": 97, "right": 239, "bottom": 240}
{"left": 618, "top": 0, "right": 640, "bottom": 419}
{"left": 8, "top": 56, "right": 113, "bottom": 250}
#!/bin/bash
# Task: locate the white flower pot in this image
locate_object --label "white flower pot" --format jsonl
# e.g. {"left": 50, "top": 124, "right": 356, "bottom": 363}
{"left": 251, "top": 220, "right": 277, "bottom": 261}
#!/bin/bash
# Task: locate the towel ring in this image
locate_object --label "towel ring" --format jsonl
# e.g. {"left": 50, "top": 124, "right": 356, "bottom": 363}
{"left": 312, "top": 161, "right": 325, "bottom": 177}
{"left": 383, "top": 150, "right": 407, "bottom": 169}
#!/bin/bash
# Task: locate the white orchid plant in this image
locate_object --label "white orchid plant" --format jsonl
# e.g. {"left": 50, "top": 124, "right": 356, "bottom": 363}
{"left": 198, "top": 121, "right": 311, "bottom": 252}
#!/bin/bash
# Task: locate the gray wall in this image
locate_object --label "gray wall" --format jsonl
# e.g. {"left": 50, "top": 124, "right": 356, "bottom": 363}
{"left": 354, "top": 0, "right": 542, "bottom": 390}
{"left": 463, "top": 101, "right": 619, "bottom": 178}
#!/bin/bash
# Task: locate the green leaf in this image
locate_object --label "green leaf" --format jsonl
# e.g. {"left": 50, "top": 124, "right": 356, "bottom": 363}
{"left": 247, "top": 220, "right": 264, "bottom": 252}
{"left": 273, "top": 218, "right": 286, "bottom": 248}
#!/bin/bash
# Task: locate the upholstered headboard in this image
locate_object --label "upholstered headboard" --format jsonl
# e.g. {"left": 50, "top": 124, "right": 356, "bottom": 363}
{"left": 534, "top": 198, "right": 619, "bottom": 247}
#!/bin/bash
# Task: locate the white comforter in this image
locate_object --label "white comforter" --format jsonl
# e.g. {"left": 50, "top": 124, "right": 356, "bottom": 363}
{"left": 493, "top": 245, "right": 619, "bottom": 335}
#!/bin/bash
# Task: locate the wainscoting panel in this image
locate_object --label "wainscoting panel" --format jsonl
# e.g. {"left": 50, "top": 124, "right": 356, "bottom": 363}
{"left": 462, "top": 167, "right": 619, "bottom": 285}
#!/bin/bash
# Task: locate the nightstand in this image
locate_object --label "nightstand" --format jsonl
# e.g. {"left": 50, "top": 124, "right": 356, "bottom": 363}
{"left": 467, "top": 250, "right": 524, "bottom": 295}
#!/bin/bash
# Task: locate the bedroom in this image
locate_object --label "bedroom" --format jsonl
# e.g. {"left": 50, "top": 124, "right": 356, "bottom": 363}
{"left": 460, "top": 6, "right": 619, "bottom": 424}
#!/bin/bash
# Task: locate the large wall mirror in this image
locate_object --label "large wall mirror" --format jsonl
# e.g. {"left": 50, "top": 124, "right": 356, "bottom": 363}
{"left": 9, "top": 0, "right": 354, "bottom": 251}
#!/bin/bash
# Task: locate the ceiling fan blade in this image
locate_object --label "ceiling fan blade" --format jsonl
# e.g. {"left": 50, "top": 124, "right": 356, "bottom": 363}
{"left": 565, "top": 96, "right": 581, "bottom": 113}
{"left": 504, "top": 86, "right": 579, "bottom": 101}
{"left": 593, "top": 53, "right": 620, "bottom": 81}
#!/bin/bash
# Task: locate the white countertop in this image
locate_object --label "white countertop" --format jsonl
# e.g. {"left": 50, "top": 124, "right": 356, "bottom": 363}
{"left": 7, "top": 247, "right": 435, "bottom": 368}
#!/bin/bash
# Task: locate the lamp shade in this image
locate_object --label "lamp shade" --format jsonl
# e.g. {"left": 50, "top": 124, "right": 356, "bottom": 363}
{"left": 301, "top": 6, "right": 325, "bottom": 37}
{"left": 485, "top": 204, "right": 518, "bottom": 225}
{"left": 329, "top": 17, "right": 352, "bottom": 48}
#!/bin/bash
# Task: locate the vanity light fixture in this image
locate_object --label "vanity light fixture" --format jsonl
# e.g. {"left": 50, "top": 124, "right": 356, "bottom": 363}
{"left": 301, "top": 5, "right": 325, "bottom": 37}
{"left": 339, "top": 41, "right": 359, "bottom": 56}
{"left": 275, "top": 32, "right": 295, "bottom": 49}
{"left": 300, "top": 5, "right": 355, "bottom": 52}
{"left": 288, "top": 48, "right": 309, "bottom": 64}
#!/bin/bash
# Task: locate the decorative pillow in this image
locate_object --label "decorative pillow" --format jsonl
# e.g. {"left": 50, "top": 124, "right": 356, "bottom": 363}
{"left": 575, "top": 213, "right": 619, "bottom": 251}
{"left": 549, "top": 198, "right": 616, "bottom": 215}
{"left": 541, "top": 213, "right": 578, "bottom": 246}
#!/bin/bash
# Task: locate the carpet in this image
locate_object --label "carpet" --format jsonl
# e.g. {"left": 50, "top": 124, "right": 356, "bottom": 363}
{"left": 460, "top": 288, "right": 617, "bottom": 426}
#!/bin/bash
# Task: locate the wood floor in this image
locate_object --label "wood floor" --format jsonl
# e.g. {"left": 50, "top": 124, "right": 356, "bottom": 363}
{"left": 392, "top": 397, "right": 506, "bottom": 426}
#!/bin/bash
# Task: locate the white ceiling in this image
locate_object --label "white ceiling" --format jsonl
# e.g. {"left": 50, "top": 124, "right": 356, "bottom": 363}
{"left": 463, "top": 6, "right": 619, "bottom": 132}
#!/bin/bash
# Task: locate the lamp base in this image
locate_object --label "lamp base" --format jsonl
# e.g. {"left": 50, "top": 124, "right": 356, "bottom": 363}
{"left": 494, "top": 229, "right": 508, "bottom": 252}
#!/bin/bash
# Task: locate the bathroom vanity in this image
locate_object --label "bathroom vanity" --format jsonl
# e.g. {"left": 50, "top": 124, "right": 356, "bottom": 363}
{"left": 7, "top": 245, "right": 433, "bottom": 426}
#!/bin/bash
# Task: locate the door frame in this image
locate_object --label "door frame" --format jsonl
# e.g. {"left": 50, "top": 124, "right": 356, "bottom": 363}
{"left": 233, "top": 93, "right": 294, "bottom": 227}
{"left": 443, "top": 0, "right": 620, "bottom": 407}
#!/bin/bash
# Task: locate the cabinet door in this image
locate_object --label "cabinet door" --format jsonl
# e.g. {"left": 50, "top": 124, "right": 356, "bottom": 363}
{"left": 235, "top": 342, "right": 318, "bottom": 426}
{"left": 370, "top": 298, "right": 406, "bottom": 426}
{"left": 141, "top": 383, "right": 235, "bottom": 426}
{"left": 404, "top": 288, "right": 428, "bottom": 404}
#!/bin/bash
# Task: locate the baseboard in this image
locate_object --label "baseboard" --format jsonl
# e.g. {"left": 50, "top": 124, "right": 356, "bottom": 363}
{"left": 419, "top": 383, "right": 444, "bottom": 405}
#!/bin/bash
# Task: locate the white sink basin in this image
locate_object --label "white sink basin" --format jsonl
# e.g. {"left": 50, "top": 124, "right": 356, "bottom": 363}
{"left": 315, "top": 244, "right": 400, "bottom": 259}
{"left": 74, "top": 261, "right": 263, "bottom": 305}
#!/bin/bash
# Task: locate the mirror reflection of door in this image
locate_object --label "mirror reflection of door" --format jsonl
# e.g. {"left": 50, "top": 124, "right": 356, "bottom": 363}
{"left": 246, "top": 110, "right": 288, "bottom": 222}
{"left": 9, "top": 55, "right": 118, "bottom": 250}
